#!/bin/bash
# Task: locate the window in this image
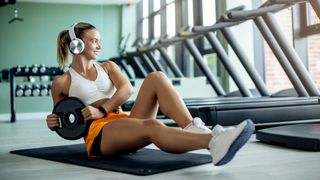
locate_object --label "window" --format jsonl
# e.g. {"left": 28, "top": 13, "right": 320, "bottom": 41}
{"left": 300, "top": 2, "right": 320, "bottom": 36}
{"left": 166, "top": 2, "right": 176, "bottom": 36}
{"left": 202, "top": 0, "right": 216, "bottom": 50}
{"left": 265, "top": 9, "right": 294, "bottom": 93}
{"left": 154, "top": 14, "right": 161, "bottom": 38}
{"left": 202, "top": 0, "right": 216, "bottom": 26}
{"left": 142, "top": 0, "right": 149, "bottom": 39}
{"left": 142, "top": 19, "right": 149, "bottom": 39}
{"left": 187, "top": 0, "right": 194, "bottom": 26}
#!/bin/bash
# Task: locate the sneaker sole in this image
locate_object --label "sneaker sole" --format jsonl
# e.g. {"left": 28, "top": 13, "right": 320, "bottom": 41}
{"left": 215, "top": 119, "right": 255, "bottom": 166}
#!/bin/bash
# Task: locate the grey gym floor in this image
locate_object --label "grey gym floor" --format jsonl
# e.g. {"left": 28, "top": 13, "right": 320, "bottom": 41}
{"left": 1, "top": 114, "right": 320, "bottom": 180}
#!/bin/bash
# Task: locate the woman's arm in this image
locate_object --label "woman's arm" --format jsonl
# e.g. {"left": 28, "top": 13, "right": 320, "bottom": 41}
{"left": 100, "top": 61, "right": 134, "bottom": 113}
{"left": 46, "top": 74, "right": 69, "bottom": 129}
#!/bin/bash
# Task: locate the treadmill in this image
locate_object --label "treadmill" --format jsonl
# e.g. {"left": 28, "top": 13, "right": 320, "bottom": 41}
{"left": 159, "top": 0, "right": 320, "bottom": 128}
{"left": 118, "top": 0, "right": 320, "bottom": 129}
{"left": 251, "top": 0, "right": 320, "bottom": 150}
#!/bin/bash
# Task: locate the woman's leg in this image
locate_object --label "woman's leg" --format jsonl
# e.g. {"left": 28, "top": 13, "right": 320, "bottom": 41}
{"left": 100, "top": 118, "right": 212, "bottom": 156}
{"left": 129, "top": 72, "right": 192, "bottom": 128}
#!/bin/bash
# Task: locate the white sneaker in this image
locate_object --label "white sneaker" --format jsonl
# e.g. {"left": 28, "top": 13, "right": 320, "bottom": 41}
{"left": 208, "top": 119, "right": 254, "bottom": 166}
{"left": 183, "top": 117, "right": 212, "bottom": 133}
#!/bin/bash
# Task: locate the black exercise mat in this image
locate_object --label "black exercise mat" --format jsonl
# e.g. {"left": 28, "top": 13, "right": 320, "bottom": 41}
{"left": 10, "top": 144, "right": 212, "bottom": 176}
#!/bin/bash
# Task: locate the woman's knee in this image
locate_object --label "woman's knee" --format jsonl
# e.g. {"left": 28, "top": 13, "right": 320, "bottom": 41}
{"left": 142, "top": 119, "right": 165, "bottom": 128}
{"left": 146, "top": 71, "right": 168, "bottom": 82}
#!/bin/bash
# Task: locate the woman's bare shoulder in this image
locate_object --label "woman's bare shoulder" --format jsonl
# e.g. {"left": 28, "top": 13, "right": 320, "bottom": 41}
{"left": 51, "top": 71, "right": 71, "bottom": 98}
{"left": 52, "top": 72, "right": 70, "bottom": 87}
{"left": 100, "top": 60, "right": 119, "bottom": 73}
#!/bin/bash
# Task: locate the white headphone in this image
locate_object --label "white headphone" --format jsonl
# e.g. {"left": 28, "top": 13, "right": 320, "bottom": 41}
{"left": 68, "top": 23, "right": 85, "bottom": 54}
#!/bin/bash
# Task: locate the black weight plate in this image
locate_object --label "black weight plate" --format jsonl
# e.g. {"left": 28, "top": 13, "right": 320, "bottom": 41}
{"left": 52, "top": 97, "right": 88, "bottom": 140}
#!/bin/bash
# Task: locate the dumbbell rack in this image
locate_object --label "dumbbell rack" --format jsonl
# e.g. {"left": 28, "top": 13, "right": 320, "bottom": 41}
{"left": 9, "top": 66, "right": 64, "bottom": 122}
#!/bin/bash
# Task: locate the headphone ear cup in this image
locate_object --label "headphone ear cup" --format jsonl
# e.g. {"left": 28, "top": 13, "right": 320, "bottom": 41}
{"left": 69, "top": 38, "right": 85, "bottom": 54}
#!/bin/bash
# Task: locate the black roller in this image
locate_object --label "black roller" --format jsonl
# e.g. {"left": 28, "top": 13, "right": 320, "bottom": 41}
{"left": 52, "top": 97, "right": 91, "bottom": 140}
{"left": 256, "top": 124, "right": 320, "bottom": 151}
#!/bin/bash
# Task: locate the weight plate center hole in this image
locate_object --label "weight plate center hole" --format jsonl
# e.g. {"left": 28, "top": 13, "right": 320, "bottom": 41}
{"left": 68, "top": 113, "right": 76, "bottom": 125}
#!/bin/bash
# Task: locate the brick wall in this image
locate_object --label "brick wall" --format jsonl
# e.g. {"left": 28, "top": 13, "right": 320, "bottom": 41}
{"left": 264, "top": 9, "right": 320, "bottom": 94}
{"left": 264, "top": 9, "right": 293, "bottom": 94}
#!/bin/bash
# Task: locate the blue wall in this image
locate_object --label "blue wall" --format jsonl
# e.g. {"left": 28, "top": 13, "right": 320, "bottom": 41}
{"left": 0, "top": 3, "right": 122, "bottom": 114}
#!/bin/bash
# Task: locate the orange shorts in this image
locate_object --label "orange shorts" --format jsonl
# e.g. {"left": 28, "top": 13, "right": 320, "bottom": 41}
{"left": 84, "top": 112, "right": 129, "bottom": 157}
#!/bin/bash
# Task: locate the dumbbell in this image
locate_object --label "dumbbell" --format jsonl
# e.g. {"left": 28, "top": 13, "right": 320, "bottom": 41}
{"left": 31, "top": 64, "right": 38, "bottom": 74}
{"left": 32, "top": 84, "right": 40, "bottom": 96}
{"left": 15, "top": 84, "right": 24, "bottom": 97}
{"left": 39, "top": 64, "right": 46, "bottom": 74}
{"left": 15, "top": 65, "right": 22, "bottom": 74}
{"left": 52, "top": 97, "right": 92, "bottom": 140}
{"left": 40, "top": 84, "right": 49, "bottom": 96}
{"left": 24, "top": 84, "right": 32, "bottom": 96}
{"left": 23, "top": 65, "right": 30, "bottom": 73}
{"left": 23, "top": 84, "right": 32, "bottom": 96}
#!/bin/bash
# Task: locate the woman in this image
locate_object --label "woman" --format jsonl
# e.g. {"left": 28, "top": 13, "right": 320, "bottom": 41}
{"left": 46, "top": 22, "right": 254, "bottom": 166}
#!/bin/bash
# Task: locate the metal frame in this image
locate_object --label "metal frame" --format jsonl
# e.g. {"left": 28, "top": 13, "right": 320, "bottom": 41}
{"left": 263, "top": 12, "right": 320, "bottom": 96}
{"left": 300, "top": 0, "right": 320, "bottom": 36}
{"left": 193, "top": 18, "right": 270, "bottom": 97}
{"left": 253, "top": 16, "right": 308, "bottom": 96}
{"left": 300, "top": 0, "right": 320, "bottom": 37}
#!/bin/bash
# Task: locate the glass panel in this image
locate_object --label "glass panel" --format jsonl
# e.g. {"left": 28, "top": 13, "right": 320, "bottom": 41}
{"left": 167, "top": 3, "right": 176, "bottom": 36}
{"left": 154, "top": 0, "right": 161, "bottom": 11}
{"left": 154, "top": 14, "right": 161, "bottom": 38}
{"left": 143, "top": 0, "right": 149, "bottom": 18}
{"left": 203, "top": 54, "right": 218, "bottom": 76}
{"left": 143, "top": 19, "right": 149, "bottom": 39}
{"left": 188, "top": 0, "right": 194, "bottom": 26}
{"left": 202, "top": 0, "right": 216, "bottom": 26}
{"left": 202, "top": 0, "right": 216, "bottom": 50}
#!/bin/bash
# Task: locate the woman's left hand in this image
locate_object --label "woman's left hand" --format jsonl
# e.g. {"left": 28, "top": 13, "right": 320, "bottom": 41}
{"left": 81, "top": 106, "right": 105, "bottom": 121}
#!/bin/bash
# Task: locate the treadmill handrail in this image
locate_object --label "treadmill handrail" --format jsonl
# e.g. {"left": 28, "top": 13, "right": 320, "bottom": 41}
{"left": 192, "top": 20, "right": 243, "bottom": 34}
{"left": 227, "top": 0, "right": 308, "bottom": 20}
{"left": 227, "top": 4, "right": 288, "bottom": 20}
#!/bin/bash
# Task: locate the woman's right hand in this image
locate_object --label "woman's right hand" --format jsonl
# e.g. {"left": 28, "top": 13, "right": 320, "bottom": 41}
{"left": 46, "top": 114, "right": 60, "bottom": 130}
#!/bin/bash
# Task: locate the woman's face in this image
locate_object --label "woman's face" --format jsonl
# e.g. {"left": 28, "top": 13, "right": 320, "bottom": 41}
{"left": 81, "top": 29, "right": 101, "bottom": 60}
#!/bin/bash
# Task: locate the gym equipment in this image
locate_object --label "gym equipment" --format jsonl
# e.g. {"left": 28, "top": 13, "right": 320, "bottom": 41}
{"left": 176, "top": 0, "right": 320, "bottom": 127}
{"left": 15, "top": 65, "right": 21, "bottom": 73}
{"left": 23, "top": 84, "right": 32, "bottom": 97}
{"left": 31, "top": 64, "right": 38, "bottom": 74}
{"left": 39, "top": 64, "right": 46, "bottom": 74}
{"left": 40, "top": 84, "right": 49, "bottom": 96}
{"left": 52, "top": 97, "right": 91, "bottom": 140}
{"left": 23, "top": 65, "right": 30, "bottom": 73}
{"left": 0, "top": 69, "right": 9, "bottom": 82}
{"left": 15, "top": 85, "right": 24, "bottom": 97}
{"left": 256, "top": 124, "right": 320, "bottom": 151}
{"left": 31, "top": 84, "right": 40, "bottom": 96}
{"left": 0, "top": 0, "right": 16, "bottom": 7}
{"left": 10, "top": 65, "right": 64, "bottom": 122}
{"left": 68, "top": 23, "right": 85, "bottom": 54}
{"left": 8, "top": 8, "right": 23, "bottom": 24}
{"left": 10, "top": 144, "right": 211, "bottom": 176}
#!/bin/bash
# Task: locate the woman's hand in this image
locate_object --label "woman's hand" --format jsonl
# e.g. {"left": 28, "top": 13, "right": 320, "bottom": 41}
{"left": 46, "top": 113, "right": 60, "bottom": 130}
{"left": 81, "top": 105, "right": 105, "bottom": 121}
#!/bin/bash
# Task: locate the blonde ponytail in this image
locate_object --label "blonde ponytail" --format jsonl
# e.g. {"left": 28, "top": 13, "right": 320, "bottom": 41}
{"left": 57, "top": 30, "right": 70, "bottom": 68}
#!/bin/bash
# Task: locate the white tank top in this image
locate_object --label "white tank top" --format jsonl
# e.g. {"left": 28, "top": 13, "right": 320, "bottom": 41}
{"left": 68, "top": 62, "right": 116, "bottom": 104}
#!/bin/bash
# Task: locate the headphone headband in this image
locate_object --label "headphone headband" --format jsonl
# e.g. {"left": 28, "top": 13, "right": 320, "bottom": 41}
{"left": 68, "top": 23, "right": 85, "bottom": 54}
{"left": 68, "top": 23, "right": 78, "bottom": 40}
